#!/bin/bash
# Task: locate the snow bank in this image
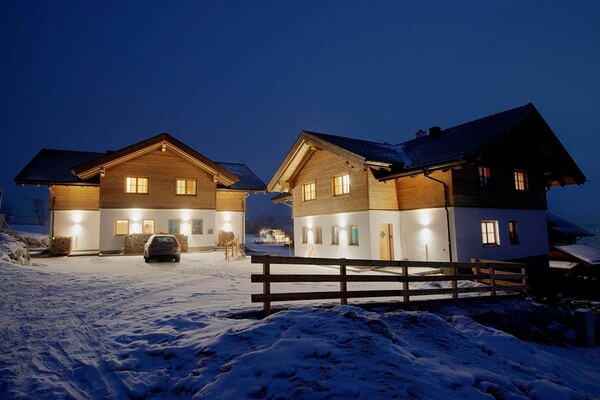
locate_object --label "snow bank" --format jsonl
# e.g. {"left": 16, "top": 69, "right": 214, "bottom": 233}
{"left": 0, "top": 232, "right": 30, "bottom": 265}
{"left": 1, "top": 254, "right": 599, "bottom": 399}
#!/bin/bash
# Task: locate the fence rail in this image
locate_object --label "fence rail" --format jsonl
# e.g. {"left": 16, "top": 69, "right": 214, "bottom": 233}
{"left": 251, "top": 255, "right": 527, "bottom": 316}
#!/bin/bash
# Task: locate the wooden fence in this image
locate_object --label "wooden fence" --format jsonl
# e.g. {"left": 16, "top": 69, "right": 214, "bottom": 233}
{"left": 224, "top": 235, "right": 244, "bottom": 261}
{"left": 251, "top": 255, "right": 527, "bottom": 316}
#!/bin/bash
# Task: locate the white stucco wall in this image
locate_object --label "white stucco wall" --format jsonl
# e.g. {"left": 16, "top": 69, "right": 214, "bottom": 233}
{"left": 453, "top": 207, "right": 549, "bottom": 262}
{"left": 398, "top": 208, "right": 453, "bottom": 262}
{"left": 99, "top": 209, "right": 217, "bottom": 253}
{"left": 367, "top": 210, "right": 403, "bottom": 260}
{"left": 53, "top": 210, "right": 100, "bottom": 252}
{"left": 215, "top": 211, "right": 245, "bottom": 243}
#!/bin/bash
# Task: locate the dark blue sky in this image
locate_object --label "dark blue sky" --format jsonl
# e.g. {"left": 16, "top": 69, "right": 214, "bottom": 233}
{"left": 2, "top": 1, "right": 599, "bottom": 227}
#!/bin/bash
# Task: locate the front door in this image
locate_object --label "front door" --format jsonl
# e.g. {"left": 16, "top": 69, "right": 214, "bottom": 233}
{"left": 378, "top": 224, "right": 393, "bottom": 260}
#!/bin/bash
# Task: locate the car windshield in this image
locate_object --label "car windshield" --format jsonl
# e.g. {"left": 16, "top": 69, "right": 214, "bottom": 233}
{"left": 153, "top": 236, "right": 177, "bottom": 244}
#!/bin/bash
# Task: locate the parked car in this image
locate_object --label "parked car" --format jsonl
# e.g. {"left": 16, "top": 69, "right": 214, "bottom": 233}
{"left": 143, "top": 234, "right": 181, "bottom": 263}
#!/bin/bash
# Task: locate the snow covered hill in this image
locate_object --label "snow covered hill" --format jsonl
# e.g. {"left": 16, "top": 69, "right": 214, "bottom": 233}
{"left": 1, "top": 252, "right": 599, "bottom": 399}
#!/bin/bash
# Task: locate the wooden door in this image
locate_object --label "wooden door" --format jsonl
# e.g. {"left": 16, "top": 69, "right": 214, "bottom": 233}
{"left": 378, "top": 224, "right": 393, "bottom": 260}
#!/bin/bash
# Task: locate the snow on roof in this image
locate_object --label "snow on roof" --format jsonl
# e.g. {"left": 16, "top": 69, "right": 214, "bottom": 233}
{"left": 14, "top": 148, "right": 103, "bottom": 185}
{"left": 553, "top": 244, "right": 600, "bottom": 265}
{"left": 549, "top": 261, "right": 579, "bottom": 270}
{"left": 216, "top": 162, "right": 266, "bottom": 191}
{"left": 547, "top": 213, "right": 594, "bottom": 238}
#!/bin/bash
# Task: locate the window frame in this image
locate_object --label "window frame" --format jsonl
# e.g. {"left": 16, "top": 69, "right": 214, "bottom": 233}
{"left": 302, "top": 181, "right": 316, "bottom": 202}
{"left": 115, "top": 218, "right": 129, "bottom": 236}
{"left": 168, "top": 219, "right": 181, "bottom": 235}
{"left": 509, "top": 220, "right": 520, "bottom": 245}
{"left": 315, "top": 226, "right": 323, "bottom": 245}
{"left": 142, "top": 219, "right": 156, "bottom": 234}
{"left": 301, "top": 226, "right": 308, "bottom": 244}
{"left": 478, "top": 166, "right": 492, "bottom": 187}
{"left": 192, "top": 219, "right": 204, "bottom": 235}
{"left": 125, "top": 176, "right": 149, "bottom": 194}
{"left": 176, "top": 178, "right": 197, "bottom": 196}
{"left": 332, "top": 174, "right": 351, "bottom": 196}
{"left": 514, "top": 170, "right": 529, "bottom": 191}
{"left": 349, "top": 225, "right": 359, "bottom": 246}
{"left": 331, "top": 225, "right": 340, "bottom": 245}
{"left": 481, "top": 220, "right": 499, "bottom": 246}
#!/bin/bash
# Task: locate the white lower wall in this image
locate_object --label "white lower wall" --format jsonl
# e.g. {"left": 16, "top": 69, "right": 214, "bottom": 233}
{"left": 99, "top": 209, "right": 218, "bottom": 253}
{"left": 453, "top": 207, "right": 548, "bottom": 262}
{"left": 53, "top": 210, "right": 100, "bottom": 252}
{"left": 215, "top": 211, "right": 245, "bottom": 243}
{"left": 398, "top": 208, "right": 452, "bottom": 262}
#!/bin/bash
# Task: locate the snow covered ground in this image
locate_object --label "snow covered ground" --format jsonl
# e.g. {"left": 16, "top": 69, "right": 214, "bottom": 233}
{"left": 1, "top": 251, "right": 600, "bottom": 399}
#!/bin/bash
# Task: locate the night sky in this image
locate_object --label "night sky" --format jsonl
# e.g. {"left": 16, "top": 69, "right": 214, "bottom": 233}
{"left": 2, "top": 1, "right": 599, "bottom": 228}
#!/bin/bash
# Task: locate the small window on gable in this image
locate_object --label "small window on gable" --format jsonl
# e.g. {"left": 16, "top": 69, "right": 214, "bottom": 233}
{"left": 479, "top": 167, "right": 492, "bottom": 187}
{"left": 115, "top": 219, "right": 129, "bottom": 236}
{"left": 143, "top": 219, "right": 155, "bottom": 234}
{"left": 481, "top": 220, "right": 499, "bottom": 246}
{"left": 176, "top": 179, "right": 197, "bottom": 195}
{"left": 331, "top": 225, "right": 340, "bottom": 245}
{"left": 125, "top": 177, "right": 149, "bottom": 194}
{"left": 315, "top": 226, "right": 323, "bottom": 245}
{"left": 509, "top": 220, "right": 519, "bottom": 244}
{"left": 168, "top": 219, "right": 180, "bottom": 235}
{"left": 302, "top": 181, "right": 316, "bottom": 201}
{"left": 332, "top": 174, "right": 350, "bottom": 196}
{"left": 192, "top": 219, "right": 203, "bottom": 234}
{"left": 514, "top": 170, "right": 528, "bottom": 191}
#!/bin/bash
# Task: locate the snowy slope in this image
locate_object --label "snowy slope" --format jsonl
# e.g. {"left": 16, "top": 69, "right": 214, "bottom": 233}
{"left": 1, "top": 253, "right": 599, "bottom": 399}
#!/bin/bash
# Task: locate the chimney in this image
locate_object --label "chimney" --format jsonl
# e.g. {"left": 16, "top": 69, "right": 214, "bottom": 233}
{"left": 415, "top": 129, "right": 427, "bottom": 138}
{"left": 429, "top": 126, "right": 442, "bottom": 138}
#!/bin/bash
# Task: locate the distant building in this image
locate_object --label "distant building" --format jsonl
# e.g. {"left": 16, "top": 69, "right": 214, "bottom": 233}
{"left": 15, "top": 133, "right": 266, "bottom": 254}
{"left": 269, "top": 104, "right": 586, "bottom": 284}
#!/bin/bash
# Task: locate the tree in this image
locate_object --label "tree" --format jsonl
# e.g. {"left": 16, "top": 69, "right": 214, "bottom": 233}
{"left": 32, "top": 198, "right": 48, "bottom": 225}
{"left": 0, "top": 201, "right": 14, "bottom": 224}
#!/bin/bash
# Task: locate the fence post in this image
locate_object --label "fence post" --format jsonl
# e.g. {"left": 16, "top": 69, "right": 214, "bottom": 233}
{"left": 490, "top": 265, "right": 496, "bottom": 297}
{"left": 451, "top": 265, "right": 458, "bottom": 300}
{"left": 340, "top": 260, "right": 347, "bottom": 305}
{"left": 473, "top": 267, "right": 480, "bottom": 283}
{"left": 263, "top": 259, "right": 271, "bottom": 316}
{"left": 521, "top": 266, "right": 527, "bottom": 296}
{"left": 402, "top": 264, "right": 409, "bottom": 303}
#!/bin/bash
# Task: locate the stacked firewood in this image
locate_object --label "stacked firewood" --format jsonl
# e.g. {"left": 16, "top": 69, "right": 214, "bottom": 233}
{"left": 50, "top": 236, "right": 71, "bottom": 255}
{"left": 217, "top": 231, "right": 234, "bottom": 247}
{"left": 123, "top": 233, "right": 189, "bottom": 254}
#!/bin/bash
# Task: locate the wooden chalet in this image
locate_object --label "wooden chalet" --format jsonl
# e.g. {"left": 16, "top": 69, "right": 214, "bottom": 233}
{"left": 268, "top": 104, "right": 586, "bottom": 284}
{"left": 15, "top": 133, "right": 266, "bottom": 254}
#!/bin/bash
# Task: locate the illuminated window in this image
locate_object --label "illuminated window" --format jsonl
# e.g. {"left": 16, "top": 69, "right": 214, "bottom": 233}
{"left": 125, "top": 177, "right": 149, "bottom": 194}
{"left": 115, "top": 219, "right": 129, "bottom": 236}
{"left": 479, "top": 167, "right": 492, "bottom": 187}
{"left": 481, "top": 220, "right": 499, "bottom": 246}
{"left": 143, "top": 219, "right": 155, "bottom": 234}
{"left": 192, "top": 219, "right": 203, "bottom": 234}
{"left": 301, "top": 226, "right": 308, "bottom": 244}
{"left": 315, "top": 226, "right": 323, "bottom": 245}
{"left": 514, "top": 170, "right": 528, "bottom": 191}
{"left": 349, "top": 225, "right": 359, "bottom": 246}
{"left": 168, "top": 219, "right": 180, "bottom": 234}
{"left": 332, "top": 174, "right": 350, "bottom": 196}
{"left": 302, "top": 181, "right": 316, "bottom": 201}
{"left": 509, "top": 221, "right": 519, "bottom": 244}
{"left": 176, "top": 179, "right": 197, "bottom": 195}
{"left": 331, "top": 225, "right": 340, "bottom": 245}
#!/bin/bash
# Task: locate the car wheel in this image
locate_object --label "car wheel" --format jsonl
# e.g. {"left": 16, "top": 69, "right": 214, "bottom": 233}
{"left": 175, "top": 257, "right": 180, "bottom": 263}
{"left": 144, "top": 257, "right": 150, "bottom": 263}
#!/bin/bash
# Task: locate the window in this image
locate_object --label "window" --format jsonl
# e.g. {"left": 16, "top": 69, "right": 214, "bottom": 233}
{"left": 192, "top": 219, "right": 203, "bottom": 234}
{"left": 302, "top": 181, "right": 316, "bottom": 201}
{"left": 479, "top": 167, "right": 492, "bottom": 187}
{"left": 514, "top": 170, "right": 528, "bottom": 191}
{"left": 143, "top": 219, "right": 155, "bottom": 234}
{"left": 115, "top": 219, "right": 129, "bottom": 236}
{"left": 176, "top": 179, "right": 197, "bottom": 195}
{"left": 315, "top": 226, "right": 323, "bottom": 245}
{"left": 349, "top": 225, "right": 359, "bottom": 246}
{"left": 168, "top": 219, "right": 180, "bottom": 234}
{"left": 509, "top": 221, "right": 519, "bottom": 244}
{"left": 481, "top": 220, "right": 499, "bottom": 246}
{"left": 301, "top": 226, "right": 308, "bottom": 244}
{"left": 331, "top": 225, "right": 340, "bottom": 245}
{"left": 125, "top": 177, "right": 149, "bottom": 194}
{"left": 332, "top": 174, "right": 350, "bottom": 196}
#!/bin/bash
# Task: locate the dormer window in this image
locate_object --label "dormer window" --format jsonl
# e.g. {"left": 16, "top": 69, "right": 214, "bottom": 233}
{"left": 514, "top": 170, "right": 529, "bottom": 191}
{"left": 332, "top": 174, "right": 350, "bottom": 196}
{"left": 478, "top": 167, "right": 492, "bottom": 187}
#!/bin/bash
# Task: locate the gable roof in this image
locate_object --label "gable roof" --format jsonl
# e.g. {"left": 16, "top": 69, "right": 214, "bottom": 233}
{"left": 547, "top": 213, "right": 594, "bottom": 238}
{"left": 14, "top": 133, "right": 266, "bottom": 192}
{"left": 553, "top": 244, "right": 600, "bottom": 265}
{"left": 268, "top": 103, "right": 586, "bottom": 192}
